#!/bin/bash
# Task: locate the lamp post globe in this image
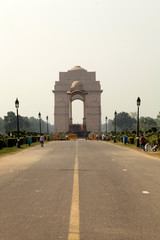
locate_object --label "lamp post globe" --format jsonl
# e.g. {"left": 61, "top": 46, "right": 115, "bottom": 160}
{"left": 137, "top": 97, "right": 141, "bottom": 106}
{"left": 137, "top": 97, "right": 141, "bottom": 147}
{"left": 15, "top": 98, "right": 19, "bottom": 109}
{"left": 15, "top": 98, "right": 20, "bottom": 148}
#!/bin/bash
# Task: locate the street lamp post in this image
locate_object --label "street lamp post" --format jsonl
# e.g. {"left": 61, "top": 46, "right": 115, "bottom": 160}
{"left": 46, "top": 116, "right": 49, "bottom": 140}
{"left": 114, "top": 111, "right": 117, "bottom": 143}
{"left": 15, "top": 98, "right": 20, "bottom": 148}
{"left": 137, "top": 97, "right": 141, "bottom": 147}
{"left": 38, "top": 112, "right": 41, "bottom": 136}
{"left": 105, "top": 116, "right": 107, "bottom": 134}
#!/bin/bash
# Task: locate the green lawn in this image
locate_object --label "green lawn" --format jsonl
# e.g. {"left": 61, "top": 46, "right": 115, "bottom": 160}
{"left": 108, "top": 140, "right": 160, "bottom": 159}
{"left": 0, "top": 142, "right": 40, "bottom": 157}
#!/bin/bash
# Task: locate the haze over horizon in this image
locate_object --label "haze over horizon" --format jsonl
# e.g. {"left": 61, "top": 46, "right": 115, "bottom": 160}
{"left": 1, "top": 0, "right": 160, "bottom": 125}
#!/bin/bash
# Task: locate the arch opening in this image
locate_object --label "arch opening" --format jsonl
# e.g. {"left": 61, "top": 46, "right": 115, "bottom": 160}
{"left": 72, "top": 100, "right": 83, "bottom": 124}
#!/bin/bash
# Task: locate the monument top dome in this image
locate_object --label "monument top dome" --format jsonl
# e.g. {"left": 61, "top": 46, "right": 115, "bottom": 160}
{"left": 70, "top": 81, "right": 84, "bottom": 91}
{"left": 69, "top": 66, "right": 86, "bottom": 71}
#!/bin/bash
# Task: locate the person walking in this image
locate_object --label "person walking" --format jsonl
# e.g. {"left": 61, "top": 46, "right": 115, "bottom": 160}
{"left": 40, "top": 134, "right": 44, "bottom": 147}
{"left": 140, "top": 135, "right": 145, "bottom": 150}
{"left": 27, "top": 137, "right": 32, "bottom": 146}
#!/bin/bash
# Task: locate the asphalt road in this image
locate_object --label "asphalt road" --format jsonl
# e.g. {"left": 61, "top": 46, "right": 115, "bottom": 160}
{"left": 0, "top": 140, "right": 160, "bottom": 240}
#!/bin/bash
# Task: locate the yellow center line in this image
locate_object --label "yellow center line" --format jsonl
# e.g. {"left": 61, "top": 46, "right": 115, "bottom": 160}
{"left": 68, "top": 140, "right": 80, "bottom": 240}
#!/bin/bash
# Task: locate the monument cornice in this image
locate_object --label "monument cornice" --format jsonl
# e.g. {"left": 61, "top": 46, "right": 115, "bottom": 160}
{"left": 52, "top": 90, "right": 103, "bottom": 93}
{"left": 52, "top": 90, "right": 67, "bottom": 93}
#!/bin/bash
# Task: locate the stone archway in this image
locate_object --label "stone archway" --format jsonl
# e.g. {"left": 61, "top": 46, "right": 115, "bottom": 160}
{"left": 67, "top": 81, "right": 88, "bottom": 134}
{"left": 53, "top": 66, "right": 103, "bottom": 134}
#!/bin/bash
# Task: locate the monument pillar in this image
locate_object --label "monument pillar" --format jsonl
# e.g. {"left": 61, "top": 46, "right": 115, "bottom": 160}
{"left": 83, "top": 96, "right": 86, "bottom": 130}
{"left": 69, "top": 97, "right": 72, "bottom": 125}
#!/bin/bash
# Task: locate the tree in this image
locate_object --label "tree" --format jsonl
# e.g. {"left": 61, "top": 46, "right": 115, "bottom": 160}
{"left": 151, "top": 127, "right": 157, "bottom": 133}
{"left": 129, "top": 112, "right": 137, "bottom": 119}
{"left": 4, "top": 112, "right": 17, "bottom": 131}
{"left": 156, "top": 112, "right": 160, "bottom": 131}
{"left": 140, "top": 117, "right": 157, "bottom": 132}
{"left": 107, "top": 119, "right": 114, "bottom": 132}
{"left": 157, "top": 112, "right": 160, "bottom": 120}
{"left": 0, "top": 117, "right": 5, "bottom": 134}
{"left": 113, "top": 112, "right": 136, "bottom": 132}
{"left": 3, "top": 112, "right": 53, "bottom": 134}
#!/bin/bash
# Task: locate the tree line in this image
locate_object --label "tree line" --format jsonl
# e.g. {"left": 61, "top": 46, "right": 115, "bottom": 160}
{"left": 103, "top": 111, "right": 160, "bottom": 133}
{"left": 1, "top": 111, "right": 159, "bottom": 136}
{"left": 0, "top": 112, "right": 53, "bottom": 135}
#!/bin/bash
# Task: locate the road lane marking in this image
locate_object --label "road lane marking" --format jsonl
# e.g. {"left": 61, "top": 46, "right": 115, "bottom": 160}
{"left": 142, "top": 191, "right": 150, "bottom": 194}
{"left": 35, "top": 190, "right": 42, "bottom": 193}
{"left": 122, "top": 169, "right": 127, "bottom": 171}
{"left": 68, "top": 141, "right": 80, "bottom": 240}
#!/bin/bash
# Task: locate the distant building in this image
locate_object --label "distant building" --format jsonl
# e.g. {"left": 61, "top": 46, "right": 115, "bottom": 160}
{"left": 53, "top": 66, "right": 103, "bottom": 134}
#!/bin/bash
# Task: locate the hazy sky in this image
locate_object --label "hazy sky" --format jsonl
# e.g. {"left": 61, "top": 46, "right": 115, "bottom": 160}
{"left": 1, "top": 0, "right": 160, "bottom": 125}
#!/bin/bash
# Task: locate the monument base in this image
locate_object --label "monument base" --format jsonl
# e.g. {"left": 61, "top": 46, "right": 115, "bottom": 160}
{"left": 68, "top": 124, "right": 87, "bottom": 138}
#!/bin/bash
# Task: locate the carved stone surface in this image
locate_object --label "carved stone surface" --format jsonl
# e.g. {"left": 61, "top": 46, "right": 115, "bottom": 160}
{"left": 53, "top": 66, "right": 103, "bottom": 133}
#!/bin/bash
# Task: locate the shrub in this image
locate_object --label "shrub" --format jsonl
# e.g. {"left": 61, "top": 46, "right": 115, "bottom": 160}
{"left": 33, "top": 136, "right": 39, "bottom": 142}
{"left": 117, "top": 135, "right": 123, "bottom": 142}
{"left": 6, "top": 138, "right": 17, "bottom": 147}
{"left": 131, "top": 130, "right": 136, "bottom": 134}
{"left": 149, "top": 139, "right": 157, "bottom": 146}
{"left": 0, "top": 140, "right": 7, "bottom": 149}
{"left": 21, "top": 138, "right": 26, "bottom": 145}
{"left": 128, "top": 137, "right": 134, "bottom": 144}
{"left": 145, "top": 133, "right": 153, "bottom": 137}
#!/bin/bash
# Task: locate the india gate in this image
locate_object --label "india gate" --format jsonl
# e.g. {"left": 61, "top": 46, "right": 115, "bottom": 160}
{"left": 53, "top": 66, "right": 103, "bottom": 135}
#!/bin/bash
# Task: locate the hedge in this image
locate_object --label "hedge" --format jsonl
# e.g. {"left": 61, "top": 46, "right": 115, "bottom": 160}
{"left": 6, "top": 138, "right": 17, "bottom": 147}
{"left": 0, "top": 140, "right": 7, "bottom": 149}
{"left": 128, "top": 137, "right": 134, "bottom": 144}
{"left": 31, "top": 136, "right": 39, "bottom": 143}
